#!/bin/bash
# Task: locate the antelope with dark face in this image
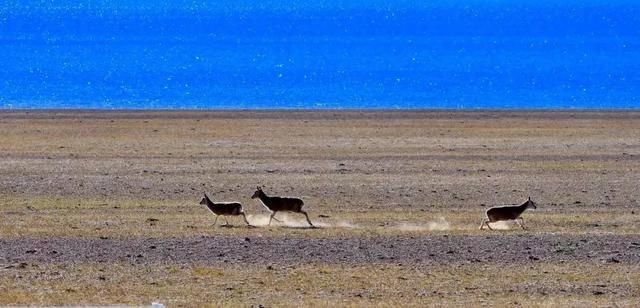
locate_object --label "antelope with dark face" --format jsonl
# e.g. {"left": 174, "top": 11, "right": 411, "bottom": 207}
{"left": 198, "top": 193, "right": 251, "bottom": 227}
{"left": 480, "top": 197, "right": 537, "bottom": 230}
{"left": 251, "top": 186, "right": 314, "bottom": 227}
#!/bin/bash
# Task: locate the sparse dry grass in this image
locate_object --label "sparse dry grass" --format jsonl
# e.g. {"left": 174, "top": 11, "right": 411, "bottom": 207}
{"left": 1, "top": 262, "right": 638, "bottom": 306}
{"left": 1, "top": 195, "right": 639, "bottom": 238}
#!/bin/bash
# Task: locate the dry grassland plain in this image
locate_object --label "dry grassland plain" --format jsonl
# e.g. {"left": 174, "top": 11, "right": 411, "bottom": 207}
{"left": 0, "top": 110, "right": 639, "bottom": 306}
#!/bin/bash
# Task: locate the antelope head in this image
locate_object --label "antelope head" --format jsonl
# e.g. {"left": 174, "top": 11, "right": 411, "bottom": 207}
{"left": 526, "top": 197, "right": 537, "bottom": 209}
{"left": 199, "top": 193, "right": 209, "bottom": 205}
{"left": 251, "top": 186, "right": 263, "bottom": 199}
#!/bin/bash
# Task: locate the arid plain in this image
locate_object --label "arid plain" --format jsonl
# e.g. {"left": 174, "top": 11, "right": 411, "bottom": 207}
{"left": 1, "top": 110, "right": 639, "bottom": 306}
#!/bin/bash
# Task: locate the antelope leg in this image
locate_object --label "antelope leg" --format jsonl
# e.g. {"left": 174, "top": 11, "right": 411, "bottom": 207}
{"left": 517, "top": 217, "right": 526, "bottom": 230}
{"left": 242, "top": 213, "right": 252, "bottom": 227}
{"left": 268, "top": 212, "right": 278, "bottom": 225}
{"left": 213, "top": 215, "right": 219, "bottom": 226}
{"left": 300, "top": 210, "right": 314, "bottom": 227}
{"left": 479, "top": 219, "right": 488, "bottom": 230}
{"left": 224, "top": 217, "right": 230, "bottom": 226}
{"left": 484, "top": 220, "right": 494, "bottom": 230}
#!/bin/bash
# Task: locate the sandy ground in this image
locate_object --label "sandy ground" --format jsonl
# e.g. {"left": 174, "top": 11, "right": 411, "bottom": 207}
{"left": 0, "top": 110, "right": 639, "bottom": 306}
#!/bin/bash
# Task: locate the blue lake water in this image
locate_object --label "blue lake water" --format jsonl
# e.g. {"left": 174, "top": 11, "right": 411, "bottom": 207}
{"left": 1, "top": 1, "right": 639, "bottom": 109}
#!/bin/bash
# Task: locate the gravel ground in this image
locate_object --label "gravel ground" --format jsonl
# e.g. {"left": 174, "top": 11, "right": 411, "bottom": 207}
{"left": 3, "top": 234, "right": 639, "bottom": 267}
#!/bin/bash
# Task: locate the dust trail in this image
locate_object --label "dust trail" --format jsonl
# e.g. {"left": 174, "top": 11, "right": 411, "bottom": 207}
{"left": 427, "top": 216, "right": 451, "bottom": 231}
{"left": 487, "top": 221, "right": 513, "bottom": 230}
{"left": 396, "top": 223, "right": 427, "bottom": 232}
{"left": 334, "top": 220, "right": 359, "bottom": 229}
{"left": 395, "top": 217, "right": 451, "bottom": 232}
{"left": 247, "top": 214, "right": 357, "bottom": 228}
{"left": 247, "top": 214, "right": 309, "bottom": 227}
{"left": 246, "top": 214, "right": 272, "bottom": 227}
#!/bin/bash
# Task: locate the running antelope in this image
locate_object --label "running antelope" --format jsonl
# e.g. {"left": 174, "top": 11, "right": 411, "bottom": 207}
{"left": 479, "top": 197, "right": 537, "bottom": 230}
{"left": 251, "top": 186, "right": 314, "bottom": 227}
{"left": 198, "top": 193, "right": 251, "bottom": 227}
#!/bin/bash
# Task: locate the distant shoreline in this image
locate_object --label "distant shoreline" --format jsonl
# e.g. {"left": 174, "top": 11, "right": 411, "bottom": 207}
{"left": 1, "top": 108, "right": 639, "bottom": 112}
{"left": 1, "top": 108, "right": 638, "bottom": 121}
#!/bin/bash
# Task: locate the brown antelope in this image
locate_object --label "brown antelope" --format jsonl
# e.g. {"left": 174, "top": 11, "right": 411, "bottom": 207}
{"left": 198, "top": 193, "right": 251, "bottom": 227}
{"left": 479, "top": 197, "right": 537, "bottom": 230}
{"left": 251, "top": 186, "right": 314, "bottom": 227}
